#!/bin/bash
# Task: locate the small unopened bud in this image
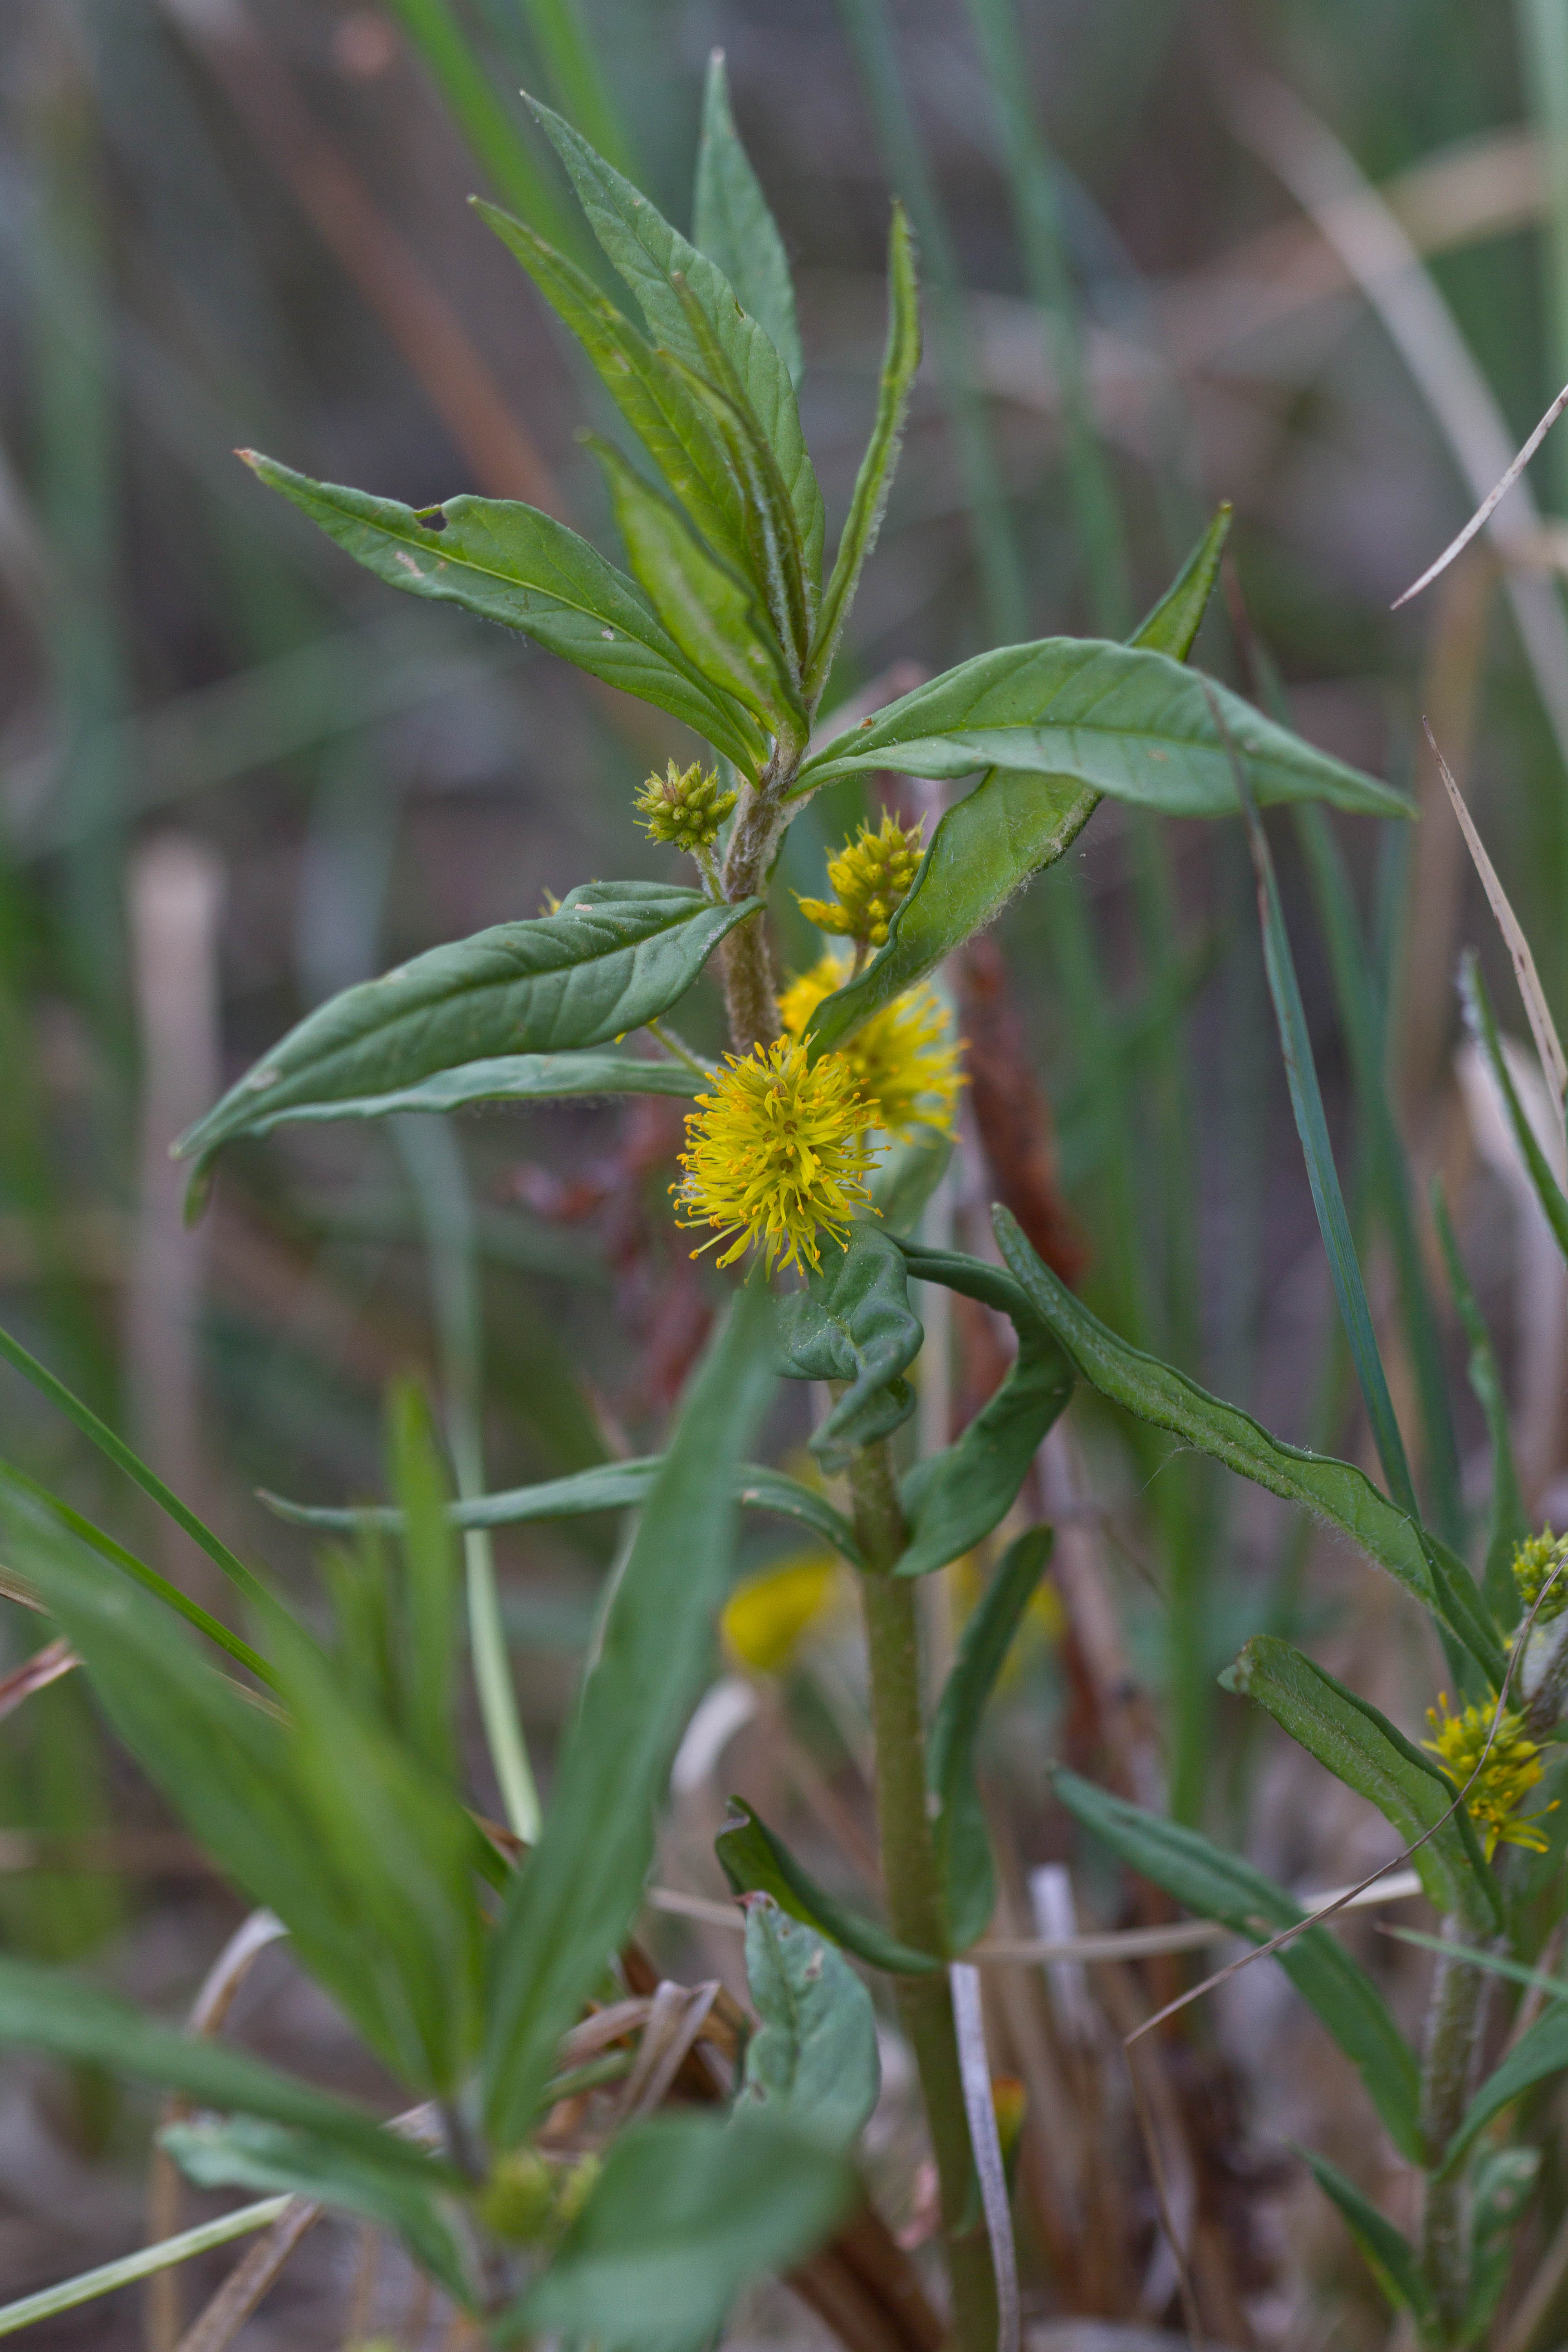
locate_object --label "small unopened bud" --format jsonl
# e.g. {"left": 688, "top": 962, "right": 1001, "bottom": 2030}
{"left": 479, "top": 2147, "right": 557, "bottom": 2244}
{"left": 797, "top": 811, "right": 924, "bottom": 948}
{"left": 553, "top": 2151, "right": 602, "bottom": 2230}
{"left": 634, "top": 759, "right": 737, "bottom": 853}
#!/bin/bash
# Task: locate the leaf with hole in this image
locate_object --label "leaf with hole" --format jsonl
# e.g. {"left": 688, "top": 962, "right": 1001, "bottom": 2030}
{"left": 176, "top": 884, "right": 758, "bottom": 1167}
{"left": 773, "top": 1220, "right": 922, "bottom": 1470}
{"left": 1054, "top": 1769, "right": 1423, "bottom": 2161}
{"left": 242, "top": 454, "right": 764, "bottom": 770}
{"left": 928, "top": 1529, "right": 1051, "bottom": 1951}
{"left": 481, "top": 1277, "right": 776, "bottom": 2148}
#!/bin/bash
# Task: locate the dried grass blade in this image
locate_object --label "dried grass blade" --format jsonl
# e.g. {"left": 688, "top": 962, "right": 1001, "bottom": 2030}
{"left": 0, "top": 1637, "right": 76, "bottom": 1724}
{"left": 949, "top": 1963, "right": 1019, "bottom": 2352}
{"left": 1395, "top": 377, "right": 1568, "bottom": 607}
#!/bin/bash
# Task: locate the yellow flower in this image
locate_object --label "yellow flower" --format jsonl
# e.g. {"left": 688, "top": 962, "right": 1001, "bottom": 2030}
{"left": 1423, "top": 1693, "right": 1556, "bottom": 1859}
{"left": 797, "top": 812, "right": 924, "bottom": 948}
{"left": 673, "top": 1037, "right": 882, "bottom": 1274}
{"left": 1514, "top": 1529, "right": 1568, "bottom": 1625}
{"left": 778, "top": 956, "right": 964, "bottom": 1140}
{"left": 722, "top": 1553, "right": 841, "bottom": 1673}
{"left": 634, "top": 758, "right": 737, "bottom": 853}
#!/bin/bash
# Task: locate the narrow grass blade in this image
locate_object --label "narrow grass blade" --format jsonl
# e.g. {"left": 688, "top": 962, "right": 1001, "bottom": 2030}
{"left": 0, "top": 1318, "right": 274, "bottom": 1617}
{"left": 1215, "top": 693, "right": 1417, "bottom": 1519}
{"left": 1432, "top": 1183, "right": 1527, "bottom": 1625}
{"left": 519, "top": 0, "right": 638, "bottom": 177}
{"left": 0, "top": 2198, "right": 292, "bottom": 2338}
{"left": 1460, "top": 951, "right": 1568, "bottom": 1265}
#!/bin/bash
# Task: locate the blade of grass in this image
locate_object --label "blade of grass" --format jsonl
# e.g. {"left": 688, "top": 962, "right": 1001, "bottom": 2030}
{"left": 0, "top": 2196, "right": 293, "bottom": 2337}
{"left": 516, "top": 0, "right": 637, "bottom": 177}
{"left": 397, "top": 1118, "right": 540, "bottom": 1843}
{"left": 1432, "top": 1183, "right": 1527, "bottom": 1627}
{"left": 831, "top": 0, "right": 1026, "bottom": 641}
{"left": 1207, "top": 688, "right": 1418, "bottom": 1521}
{"left": 1517, "top": 0, "right": 1568, "bottom": 513}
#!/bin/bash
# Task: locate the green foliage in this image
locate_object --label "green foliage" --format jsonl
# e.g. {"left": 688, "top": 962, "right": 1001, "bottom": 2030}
{"left": 927, "top": 1529, "right": 1051, "bottom": 1951}
{"left": 1222, "top": 1637, "right": 1500, "bottom": 1932}
{"left": 693, "top": 55, "right": 804, "bottom": 388}
{"left": 737, "top": 1893, "right": 881, "bottom": 2147}
{"left": 176, "top": 884, "right": 758, "bottom": 1166}
{"left": 1054, "top": 1769, "right": 1424, "bottom": 2161}
{"left": 1441, "top": 2003, "right": 1568, "bottom": 2175}
{"left": 1460, "top": 950, "right": 1568, "bottom": 1267}
{"left": 715, "top": 1796, "right": 941, "bottom": 1974}
{"left": 1464, "top": 2147, "right": 1540, "bottom": 2341}
{"left": 1295, "top": 2145, "right": 1431, "bottom": 2322}
{"left": 1434, "top": 1185, "right": 1528, "bottom": 1627}
{"left": 481, "top": 1277, "right": 775, "bottom": 2148}
{"left": 774, "top": 1220, "right": 923, "bottom": 1468}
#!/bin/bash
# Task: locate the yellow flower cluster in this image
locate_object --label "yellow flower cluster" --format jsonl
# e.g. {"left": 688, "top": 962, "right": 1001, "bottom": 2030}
{"left": 778, "top": 955, "right": 963, "bottom": 1140}
{"left": 633, "top": 758, "right": 737, "bottom": 853}
{"left": 797, "top": 812, "right": 924, "bottom": 948}
{"left": 1424, "top": 1693, "right": 1556, "bottom": 1859}
{"left": 673, "top": 1037, "right": 881, "bottom": 1274}
{"left": 1514, "top": 1529, "right": 1568, "bottom": 1626}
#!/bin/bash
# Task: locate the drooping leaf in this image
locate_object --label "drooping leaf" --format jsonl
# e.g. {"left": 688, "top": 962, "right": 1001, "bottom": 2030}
{"left": 3, "top": 1494, "right": 484, "bottom": 2093}
{"left": 1294, "top": 2144, "right": 1431, "bottom": 2320}
{"left": 693, "top": 53, "right": 804, "bottom": 387}
{"left": 528, "top": 96, "right": 825, "bottom": 590}
{"left": 1054, "top": 1769, "right": 1424, "bottom": 2162}
{"left": 896, "top": 1240, "right": 1072, "bottom": 1579}
{"left": 993, "top": 1206, "right": 1439, "bottom": 1612}
{"left": 805, "top": 203, "right": 920, "bottom": 701}
{"left": 1461, "top": 950, "right": 1568, "bottom": 1267}
{"left": 162, "top": 2115, "right": 470, "bottom": 2302}
{"left": 519, "top": 2110, "right": 854, "bottom": 2343}
{"left": 1434, "top": 1185, "right": 1527, "bottom": 1628}
{"left": 261, "top": 1455, "right": 864, "bottom": 1570}
{"left": 592, "top": 438, "right": 801, "bottom": 729}
{"left": 241, "top": 454, "right": 764, "bottom": 770}
{"left": 176, "top": 884, "right": 759, "bottom": 1167}
{"left": 773, "top": 1221, "right": 922, "bottom": 1470}
{"left": 481, "top": 1277, "right": 776, "bottom": 2149}
{"left": 1441, "top": 2001, "right": 1568, "bottom": 2175}
{"left": 0, "top": 1950, "right": 457, "bottom": 2184}
{"left": 1221, "top": 1637, "right": 1499, "bottom": 1932}
{"left": 476, "top": 200, "right": 751, "bottom": 580}
{"left": 793, "top": 637, "right": 1410, "bottom": 815}
{"left": 220, "top": 1052, "right": 701, "bottom": 1139}
{"left": 804, "top": 508, "right": 1231, "bottom": 1057}
{"left": 715, "top": 1797, "right": 940, "bottom": 1975}
{"left": 736, "top": 1893, "right": 880, "bottom": 2148}
{"left": 928, "top": 1529, "right": 1051, "bottom": 1951}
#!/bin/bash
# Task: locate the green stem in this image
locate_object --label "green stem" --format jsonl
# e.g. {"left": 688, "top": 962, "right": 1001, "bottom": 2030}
{"left": 848, "top": 1446, "right": 999, "bottom": 2352}
{"left": 1419, "top": 1920, "right": 1493, "bottom": 2338}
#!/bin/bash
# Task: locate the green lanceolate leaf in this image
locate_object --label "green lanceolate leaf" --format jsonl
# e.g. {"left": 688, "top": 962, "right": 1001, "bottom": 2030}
{"left": 1442, "top": 2004, "right": 1568, "bottom": 2175}
{"left": 1295, "top": 2145, "right": 1431, "bottom": 2321}
{"left": 737, "top": 1893, "right": 880, "bottom": 2148}
{"left": 1054, "top": 1769, "right": 1423, "bottom": 2162}
{"left": 386, "top": 1380, "right": 461, "bottom": 1784}
{"left": 176, "top": 884, "right": 759, "bottom": 1167}
{"left": 773, "top": 1220, "right": 922, "bottom": 1469}
{"left": 928, "top": 1529, "right": 1051, "bottom": 1951}
{"left": 474, "top": 201, "right": 753, "bottom": 580}
{"left": 716, "top": 1797, "right": 941, "bottom": 1975}
{"left": 481, "top": 1277, "right": 776, "bottom": 2149}
{"left": 804, "top": 508, "right": 1230, "bottom": 1058}
{"left": 593, "top": 438, "right": 803, "bottom": 730}
{"left": 1464, "top": 2146, "right": 1540, "bottom": 2341}
{"left": 1434, "top": 1185, "right": 1527, "bottom": 1627}
{"left": 793, "top": 635, "right": 1409, "bottom": 815}
{"left": 1461, "top": 950, "right": 1568, "bottom": 1266}
{"left": 1222, "top": 1637, "right": 1499, "bottom": 1932}
{"left": 261, "top": 1455, "right": 864, "bottom": 1570}
{"left": 528, "top": 96, "right": 825, "bottom": 589}
{"left": 993, "top": 1206, "right": 1440, "bottom": 1612}
{"left": 162, "top": 2116, "right": 470, "bottom": 2303}
{"left": 0, "top": 1950, "right": 458, "bottom": 2184}
{"left": 693, "top": 53, "right": 804, "bottom": 387}
{"left": 196, "top": 1051, "right": 701, "bottom": 1142}
{"left": 897, "top": 1240, "right": 1073, "bottom": 1579}
{"left": 805, "top": 203, "right": 920, "bottom": 702}
{"left": 241, "top": 454, "right": 764, "bottom": 771}
{"left": 519, "top": 2109, "right": 854, "bottom": 2343}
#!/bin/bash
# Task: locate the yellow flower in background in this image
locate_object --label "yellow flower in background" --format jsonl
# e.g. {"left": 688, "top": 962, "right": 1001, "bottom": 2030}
{"left": 1513, "top": 1529, "right": 1568, "bottom": 1626}
{"left": 673, "top": 1037, "right": 881, "bottom": 1274}
{"left": 779, "top": 956, "right": 964, "bottom": 1139}
{"left": 797, "top": 811, "right": 925, "bottom": 948}
{"left": 723, "top": 1553, "right": 842, "bottom": 1673}
{"left": 1423, "top": 1693, "right": 1556, "bottom": 1859}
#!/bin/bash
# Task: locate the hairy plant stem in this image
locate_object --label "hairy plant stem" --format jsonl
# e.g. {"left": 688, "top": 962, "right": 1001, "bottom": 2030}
{"left": 848, "top": 1442, "right": 1000, "bottom": 2352}
{"left": 719, "top": 732, "right": 806, "bottom": 1048}
{"left": 1419, "top": 1918, "right": 1494, "bottom": 2340}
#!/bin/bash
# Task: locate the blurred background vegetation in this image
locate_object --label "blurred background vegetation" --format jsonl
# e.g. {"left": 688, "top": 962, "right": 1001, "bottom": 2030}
{"left": 5, "top": 0, "right": 1568, "bottom": 2342}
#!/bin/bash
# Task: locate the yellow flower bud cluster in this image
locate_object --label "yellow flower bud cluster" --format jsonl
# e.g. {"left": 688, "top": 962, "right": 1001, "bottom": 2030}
{"left": 797, "top": 811, "right": 924, "bottom": 948}
{"left": 1513, "top": 1528, "right": 1568, "bottom": 1626}
{"left": 1423, "top": 1693, "right": 1556, "bottom": 1859}
{"left": 634, "top": 758, "right": 737, "bottom": 853}
{"left": 479, "top": 2147, "right": 601, "bottom": 2245}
